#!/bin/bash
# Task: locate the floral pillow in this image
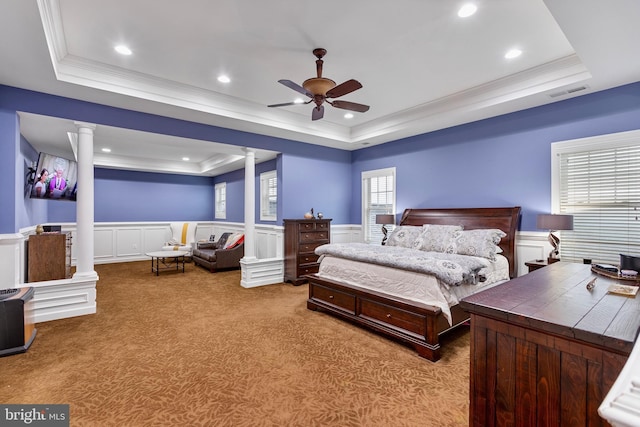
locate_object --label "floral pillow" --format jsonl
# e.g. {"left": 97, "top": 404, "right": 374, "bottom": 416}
{"left": 414, "top": 224, "right": 463, "bottom": 252}
{"left": 386, "top": 226, "right": 422, "bottom": 248}
{"left": 447, "top": 229, "right": 506, "bottom": 260}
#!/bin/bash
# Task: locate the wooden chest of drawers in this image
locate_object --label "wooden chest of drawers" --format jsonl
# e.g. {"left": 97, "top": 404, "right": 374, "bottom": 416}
{"left": 283, "top": 218, "right": 331, "bottom": 285}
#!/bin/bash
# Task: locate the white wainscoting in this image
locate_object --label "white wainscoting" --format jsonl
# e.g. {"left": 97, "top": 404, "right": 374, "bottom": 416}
{"left": 0, "top": 223, "right": 551, "bottom": 324}
{"left": 515, "top": 231, "right": 553, "bottom": 277}
{"left": 62, "top": 221, "right": 283, "bottom": 265}
{"left": 0, "top": 233, "right": 24, "bottom": 287}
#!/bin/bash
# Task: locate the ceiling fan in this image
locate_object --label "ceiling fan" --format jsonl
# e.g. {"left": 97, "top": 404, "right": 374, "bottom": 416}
{"left": 268, "top": 48, "right": 370, "bottom": 121}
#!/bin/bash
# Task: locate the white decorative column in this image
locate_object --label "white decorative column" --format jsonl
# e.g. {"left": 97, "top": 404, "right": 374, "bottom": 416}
{"left": 73, "top": 122, "right": 98, "bottom": 281}
{"left": 27, "top": 122, "right": 98, "bottom": 323}
{"left": 240, "top": 148, "right": 284, "bottom": 288}
{"left": 243, "top": 148, "right": 256, "bottom": 261}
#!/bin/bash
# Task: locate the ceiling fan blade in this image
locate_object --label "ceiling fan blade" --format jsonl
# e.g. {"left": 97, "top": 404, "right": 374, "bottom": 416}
{"left": 268, "top": 101, "right": 298, "bottom": 108}
{"left": 326, "top": 79, "right": 362, "bottom": 99}
{"left": 278, "top": 79, "right": 312, "bottom": 98}
{"left": 268, "top": 99, "right": 313, "bottom": 108}
{"left": 312, "top": 105, "right": 324, "bottom": 121}
{"left": 330, "top": 100, "right": 370, "bottom": 113}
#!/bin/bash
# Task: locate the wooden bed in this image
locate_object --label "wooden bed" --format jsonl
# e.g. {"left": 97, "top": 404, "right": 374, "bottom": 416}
{"left": 306, "top": 206, "right": 521, "bottom": 362}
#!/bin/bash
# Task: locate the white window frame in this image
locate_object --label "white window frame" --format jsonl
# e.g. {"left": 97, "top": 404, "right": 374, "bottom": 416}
{"left": 551, "top": 129, "right": 640, "bottom": 264}
{"left": 260, "top": 170, "right": 277, "bottom": 221}
{"left": 215, "top": 182, "right": 226, "bottom": 219}
{"left": 361, "top": 167, "right": 396, "bottom": 244}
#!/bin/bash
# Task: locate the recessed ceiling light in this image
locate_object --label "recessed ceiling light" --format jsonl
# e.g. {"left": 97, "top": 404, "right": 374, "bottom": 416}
{"left": 101, "top": 148, "right": 111, "bottom": 153}
{"left": 344, "top": 113, "right": 354, "bottom": 119}
{"left": 217, "top": 75, "right": 231, "bottom": 83}
{"left": 458, "top": 3, "right": 477, "bottom": 18}
{"left": 182, "top": 157, "right": 190, "bottom": 161}
{"left": 294, "top": 98, "right": 305, "bottom": 104}
{"left": 505, "top": 48, "right": 522, "bottom": 59}
{"left": 114, "top": 45, "right": 132, "bottom": 56}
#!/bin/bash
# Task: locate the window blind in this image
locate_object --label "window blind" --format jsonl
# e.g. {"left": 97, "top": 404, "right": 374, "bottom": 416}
{"left": 558, "top": 143, "right": 640, "bottom": 264}
{"left": 362, "top": 168, "right": 395, "bottom": 244}
{"left": 260, "top": 171, "right": 277, "bottom": 221}
{"left": 215, "top": 183, "right": 226, "bottom": 219}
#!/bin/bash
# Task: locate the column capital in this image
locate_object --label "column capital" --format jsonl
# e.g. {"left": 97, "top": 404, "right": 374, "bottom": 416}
{"left": 243, "top": 147, "right": 255, "bottom": 156}
{"left": 73, "top": 121, "right": 97, "bottom": 132}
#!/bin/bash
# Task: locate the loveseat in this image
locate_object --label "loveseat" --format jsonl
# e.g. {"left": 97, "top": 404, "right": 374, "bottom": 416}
{"left": 192, "top": 232, "right": 244, "bottom": 273}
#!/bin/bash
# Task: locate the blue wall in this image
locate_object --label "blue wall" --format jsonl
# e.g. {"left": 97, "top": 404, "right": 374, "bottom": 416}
{"left": 212, "top": 152, "right": 352, "bottom": 225}
{"left": 18, "top": 133, "right": 46, "bottom": 230}
{"left": 0, "top": 85, "right": 350, "bottom": 232}
{"left": 22, "top": 167, "right": 215, "bottom": 224}
{"left": 351, "top": 82, "right": 640, "bottom": 230}
{"left": 1, "top": 109, "right": 19, "bottom": 233}
{"left": 214, "top": 167, "right": 246, "bottom": 223}
{"left": 2, "top": 82, "right": 640, "bottom": 233}
{"left": 92, "top": 169, "right": 214, "bottom": 222}
{"left": 280, "top": 152, "right": 351, "bottom": 224}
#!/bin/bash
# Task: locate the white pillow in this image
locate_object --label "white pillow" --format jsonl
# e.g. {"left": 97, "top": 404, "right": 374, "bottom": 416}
{"left": 414, "top": 224, "right": 463, "bottom": 252}
{"left": 447, "top": 229, "right": 506, "bottom": 260}
{"left": 386, "top": 226, "right": 422, "bottom": 248}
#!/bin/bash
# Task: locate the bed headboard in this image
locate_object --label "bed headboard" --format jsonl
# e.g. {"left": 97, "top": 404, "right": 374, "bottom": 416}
{"left": 399, "top": 207, "right": 521, "bottom": 278}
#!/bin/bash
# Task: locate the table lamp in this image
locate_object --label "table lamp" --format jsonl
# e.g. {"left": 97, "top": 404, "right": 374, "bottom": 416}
{"left": 375, "top": 214, "right": 395, "bottom": 245}
{"left": 536, "top": 214, "right": 573, "bottom": 263}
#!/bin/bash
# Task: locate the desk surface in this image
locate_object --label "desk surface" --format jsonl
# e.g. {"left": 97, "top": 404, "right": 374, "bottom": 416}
{"left": 461, "top": 262, "right": 640, "bottom": 355}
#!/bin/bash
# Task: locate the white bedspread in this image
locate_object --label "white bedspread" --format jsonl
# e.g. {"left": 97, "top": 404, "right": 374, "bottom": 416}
{"left": 317, "top": 254, "right": 509, "bottom": 326}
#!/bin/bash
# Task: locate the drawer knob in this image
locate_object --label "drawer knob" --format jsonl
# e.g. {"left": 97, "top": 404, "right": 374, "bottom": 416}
{"left": 386, "top": 313, "right": 391, "bottom": 318}
{"left": 329, "top": 295, "right": 334, "bottom": 299}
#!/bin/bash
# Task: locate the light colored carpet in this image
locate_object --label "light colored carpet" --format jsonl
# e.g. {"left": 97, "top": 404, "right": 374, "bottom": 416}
{"left": 1, "top": 261, "right": 469, "bottom": 426}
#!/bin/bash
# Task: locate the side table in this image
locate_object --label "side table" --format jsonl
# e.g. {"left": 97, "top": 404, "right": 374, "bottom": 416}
{"left": 146, "top": 251, "right": 188, "bottom": 276}
{"left": 524, "top": 259, "right": 548, "bottom": 272}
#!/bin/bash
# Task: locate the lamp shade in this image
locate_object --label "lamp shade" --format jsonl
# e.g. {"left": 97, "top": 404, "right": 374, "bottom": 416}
{"left": 376, "top": 214, "right": 395, "bottom": 225}
{"left": 536, "top": 214, "right": 573, "bottom": 231}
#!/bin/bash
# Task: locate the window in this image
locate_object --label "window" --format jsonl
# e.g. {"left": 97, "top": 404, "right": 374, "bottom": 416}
{"left": 552, "top": 130, "right": 640, "bottom": 264}
{"left": 215, "top": 182, "right": 226, "bottom": 219}
{"left": 260, "top": 170, "right": 277, "bottom": 221}
{"left": 362, "top": 167, "right": 396, "bottom": 244}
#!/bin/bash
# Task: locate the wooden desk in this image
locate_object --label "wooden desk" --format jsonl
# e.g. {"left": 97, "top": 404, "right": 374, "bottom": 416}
{"left": 460, "top": 262, "right": 640, "bottom": 427}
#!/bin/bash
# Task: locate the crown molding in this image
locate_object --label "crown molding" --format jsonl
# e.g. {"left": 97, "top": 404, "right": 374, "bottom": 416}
{"left": 37, "top": 0, "right": 591, "bottom": 151}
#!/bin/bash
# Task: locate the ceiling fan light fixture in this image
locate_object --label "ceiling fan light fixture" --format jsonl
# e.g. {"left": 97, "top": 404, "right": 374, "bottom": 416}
{"left": 267, "top": 48, "right": 369, "bottom": 121}
{"left": 303, "top": 77, "right": 336, "bottom": 96}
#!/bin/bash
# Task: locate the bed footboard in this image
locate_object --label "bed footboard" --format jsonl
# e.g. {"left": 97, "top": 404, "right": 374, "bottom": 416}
{"left": 306, "top": 274, "right": 468, "bottom": 362}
